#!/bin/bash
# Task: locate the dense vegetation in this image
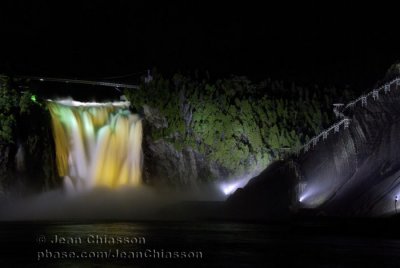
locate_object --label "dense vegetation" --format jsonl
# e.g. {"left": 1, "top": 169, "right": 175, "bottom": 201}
{"left": 125, "top": 72, "right": 355, "bottom": 176}
{"left": 0, "top": 75, "right": 59, "bottom": 192}
{"left": 0, "top": 76, "right": 34, "bottom": 143}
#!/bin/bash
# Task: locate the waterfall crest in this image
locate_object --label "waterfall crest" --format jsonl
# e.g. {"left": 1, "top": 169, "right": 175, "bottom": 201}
{"left": 48, "top": 99, "right": 143, "bottom": 191}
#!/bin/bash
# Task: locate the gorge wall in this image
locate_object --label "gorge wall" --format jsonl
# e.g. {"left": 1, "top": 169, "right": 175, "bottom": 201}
{"left": 125, "top": 72, "right": 354, "bottom": 188}
{"left": 227, "top": 64, "right": 400, "bottom": 218}
{"left": 0, "top": 72, "right": 357, "bottom": 194}
{"left": 296, "top": 76, "right": 400, "bottom": 216}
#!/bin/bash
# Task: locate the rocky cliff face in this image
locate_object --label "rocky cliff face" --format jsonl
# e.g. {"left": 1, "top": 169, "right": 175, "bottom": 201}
{"left": 295, "top": 73, "right": 400, "bottom": 216}
{"left": 140, "top": 105, "right": 230, "bottom": 188}
{"left": 318, "top": 78, "right": 400, "bottom": 216}
{"left": 228, "top": 64, "right": 400, "bottom": 217}
{"left": 125, "top": 73, "right": 354, "bottom": 188}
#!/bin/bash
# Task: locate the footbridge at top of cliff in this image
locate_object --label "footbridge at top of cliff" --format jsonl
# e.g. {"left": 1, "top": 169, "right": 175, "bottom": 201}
{"left": 15, "top": 76, "right": 140, "bottom": 89}
{"left": 13, "top": 74, "right": 145, "bottom": 101}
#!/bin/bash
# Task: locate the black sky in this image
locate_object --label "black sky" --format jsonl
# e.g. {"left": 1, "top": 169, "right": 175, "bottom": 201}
{"left": 0, "top": 2, "right": 399, "bottom": 90}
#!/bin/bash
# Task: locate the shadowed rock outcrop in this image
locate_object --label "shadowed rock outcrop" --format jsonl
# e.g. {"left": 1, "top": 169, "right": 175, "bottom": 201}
{"left": 225, "top": 160, "right": 297, "bottom": 220}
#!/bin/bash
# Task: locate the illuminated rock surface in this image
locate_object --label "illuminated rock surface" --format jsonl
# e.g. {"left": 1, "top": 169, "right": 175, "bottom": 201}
{"left": 228, "top": 70, "right": 400, "bottom": 217}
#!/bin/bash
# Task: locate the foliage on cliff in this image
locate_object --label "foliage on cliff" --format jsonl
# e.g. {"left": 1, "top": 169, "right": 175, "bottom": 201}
{"left": 0, "top": 75, "right": 41, "bottom": 145}
{"left": 126, "top": 72, "right": 354, "bottom": 176}
{"left": 0, "top": 75, "right": 59, "bottom": 191}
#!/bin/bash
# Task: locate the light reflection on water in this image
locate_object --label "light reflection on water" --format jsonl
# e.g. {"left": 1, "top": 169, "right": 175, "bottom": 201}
{"left": 1, "top": 221, "right": 400, "bottom": 267}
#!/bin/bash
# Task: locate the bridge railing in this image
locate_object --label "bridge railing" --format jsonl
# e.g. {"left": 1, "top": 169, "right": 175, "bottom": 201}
{"left": 343, "top": 77, "right": 400, "bottom": 111}
{"left": 292, "top": 77, "right": 400, "bottom": 156}
{"left": 14, "top": 76, "right": 140, "bottom": 90}
{"left": 292, "top": 118, "right": 351, "bottom": 155}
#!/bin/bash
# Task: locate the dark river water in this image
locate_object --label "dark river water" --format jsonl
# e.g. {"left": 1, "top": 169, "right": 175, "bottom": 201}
{"left": 0, "top": 220, "right": 400, "bottom": 267}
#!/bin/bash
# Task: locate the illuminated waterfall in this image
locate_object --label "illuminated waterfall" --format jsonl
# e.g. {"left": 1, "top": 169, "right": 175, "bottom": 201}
{"left": 48, "top": 99, "right": 143, "bottom": 191}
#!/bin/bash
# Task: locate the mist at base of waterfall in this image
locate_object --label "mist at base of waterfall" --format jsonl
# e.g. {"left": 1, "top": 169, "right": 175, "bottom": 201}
{"left": 0, "top": 184, "right": 225, "bottom": 221}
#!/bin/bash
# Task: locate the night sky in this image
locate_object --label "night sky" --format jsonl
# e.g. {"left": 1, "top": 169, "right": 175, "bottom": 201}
{"left": 0, "top": 2, "right": 398, "bottom": 90}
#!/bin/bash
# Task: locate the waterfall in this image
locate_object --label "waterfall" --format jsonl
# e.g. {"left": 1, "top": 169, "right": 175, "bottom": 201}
{"left": 47, "top": 99, "right": 143, "bottom": 191}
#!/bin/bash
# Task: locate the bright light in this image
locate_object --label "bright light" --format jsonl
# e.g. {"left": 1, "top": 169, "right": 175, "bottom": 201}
{"left": 219, "top": 175, "right": 255, "bottom": 196}
{"left": 220, "top": 181, "right": 241, "bottom": 195}
{"left": 298, "top": 185, "right": 331, "bottom": 208}
{"left": 30, "top": 95, "right": 37, "bottom": 102}
{"left": 298, "top": 187, "right": 315, "bottom": 204}
{"left": 298, "top": 182, "right": 307, "bottom": 202}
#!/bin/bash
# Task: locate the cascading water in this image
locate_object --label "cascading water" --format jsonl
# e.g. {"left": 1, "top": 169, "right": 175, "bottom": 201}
{"left": 47, "top": 99, "right": 143, "bottom": 192}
